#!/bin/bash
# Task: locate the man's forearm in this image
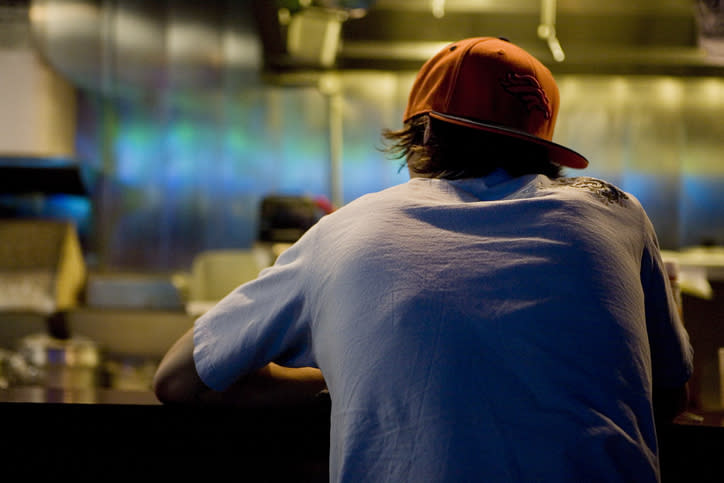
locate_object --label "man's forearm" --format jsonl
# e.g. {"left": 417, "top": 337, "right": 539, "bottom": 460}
{"left": 153, "top": 327, "right": 326, "bottom": 407}
{"left": 153, "top": 327, "right": 208, "bottom": 404}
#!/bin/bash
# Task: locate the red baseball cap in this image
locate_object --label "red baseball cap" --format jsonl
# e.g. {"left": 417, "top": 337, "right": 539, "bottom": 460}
{"left": 404, "top": 37, "right": 588, "bottom": 169}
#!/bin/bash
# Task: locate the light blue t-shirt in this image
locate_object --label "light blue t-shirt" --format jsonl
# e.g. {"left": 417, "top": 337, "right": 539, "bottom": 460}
{"left": 194, "top": 173, "right": 693, "bottom": 482}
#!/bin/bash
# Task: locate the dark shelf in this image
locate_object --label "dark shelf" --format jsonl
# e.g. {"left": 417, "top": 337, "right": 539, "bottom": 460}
{"left": 0, "top": 157, "right": 89, "bottom": 196}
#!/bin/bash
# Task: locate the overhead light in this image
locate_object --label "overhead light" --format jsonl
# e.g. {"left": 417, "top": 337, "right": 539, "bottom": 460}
{"left": 431, "top": 0, "right": 445, "bottom": 19}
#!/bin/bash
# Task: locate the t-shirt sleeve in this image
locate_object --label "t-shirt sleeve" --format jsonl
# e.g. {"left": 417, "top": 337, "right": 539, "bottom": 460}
{"left": 640, "top": 218, "right": 694, "bottom": 388}
{"left": 192, "top": 237, "right": 318, "bottom": 391}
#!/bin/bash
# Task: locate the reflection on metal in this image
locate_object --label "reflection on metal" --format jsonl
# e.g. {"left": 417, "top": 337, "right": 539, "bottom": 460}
{"left": 319, "top": 74, "right": 344, "bottom": 208}
{"left": 537, "top": 0, "right": 565, "bottom": 62}
{"left": 28, "top": 0, "right": 262, "bottom": 94}
{"left": 553, "top": 75, "right": 724, "bottom": 248}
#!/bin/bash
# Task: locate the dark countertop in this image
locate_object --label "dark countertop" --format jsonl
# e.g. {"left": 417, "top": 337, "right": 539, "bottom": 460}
{"left": 2, "top": 388, "right": 723, "bottom": 482}
{"left": 0, "top": 387, "right": 331, "bottom": 482}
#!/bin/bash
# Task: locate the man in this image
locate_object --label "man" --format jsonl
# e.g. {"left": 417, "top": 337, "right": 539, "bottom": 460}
{"left": 154, "top": 37, "right": 693, "bottom": 482}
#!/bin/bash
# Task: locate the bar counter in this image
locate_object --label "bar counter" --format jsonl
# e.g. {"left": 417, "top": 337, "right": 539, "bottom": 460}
{"left": 1, "top": 387, "right": 723, "bottom": 482}
{"left": 0, "top": 387, "right": 331, "bottom": 481}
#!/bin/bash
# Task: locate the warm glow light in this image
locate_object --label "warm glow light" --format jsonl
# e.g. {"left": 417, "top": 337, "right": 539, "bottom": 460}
{"left": 609, "top": 77, "right": 629, "bottom": 100}
{"left": 699, "top": 78, "right": 724, "bottom": 106}
{"left": 223, "top": 30, "right": 261, "bottom": 70}
{"left": 31, "top": 1, "right": 100, "bottom": 36}
{"left": 28, "top": 4, "right": 46, "bottom": 23}
{"left": 655, "top": 78, "right": 684, "bottom": 109}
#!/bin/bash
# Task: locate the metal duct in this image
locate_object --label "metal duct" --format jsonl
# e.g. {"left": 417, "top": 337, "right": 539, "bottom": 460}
{"left": 28, "top": 0, "right": 264, "bottom": 94}
{"left": 0, "top": 0, "right": 76, "bottom": 162}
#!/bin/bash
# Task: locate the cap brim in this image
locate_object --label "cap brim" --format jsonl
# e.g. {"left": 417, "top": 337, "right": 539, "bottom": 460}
{"left": 429, "top": 111, "right": 589, "bottom": 169}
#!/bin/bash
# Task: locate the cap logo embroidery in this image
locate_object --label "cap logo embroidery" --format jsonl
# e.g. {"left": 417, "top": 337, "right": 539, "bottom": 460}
{"left": 500, "top": 73, "right": 551, "bottom": 119}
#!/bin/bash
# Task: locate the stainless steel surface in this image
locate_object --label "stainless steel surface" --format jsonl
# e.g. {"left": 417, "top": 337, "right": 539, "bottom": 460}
{"left": 15, "top": 0, "right": 723, "bottom": 98}
{"left": 28, "top": 0, "right": 263, "bottom": 93}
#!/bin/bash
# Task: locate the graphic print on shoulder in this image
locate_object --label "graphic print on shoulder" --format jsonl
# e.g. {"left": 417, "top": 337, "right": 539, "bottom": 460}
{"left": 551, "top": 177, "right": 629, "bottom": 206}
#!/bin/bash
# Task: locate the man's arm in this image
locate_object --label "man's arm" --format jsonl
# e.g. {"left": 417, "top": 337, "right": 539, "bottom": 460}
{"left": 152, "top": 327, "right": 326, "bottom": 407}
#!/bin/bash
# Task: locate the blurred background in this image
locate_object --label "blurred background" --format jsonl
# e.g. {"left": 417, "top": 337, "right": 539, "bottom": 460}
{"left": 1, "top": 0, "right": 724, "bottom": 405}
{"left": 1, "top": 0, "right": 722, "bottom": 270}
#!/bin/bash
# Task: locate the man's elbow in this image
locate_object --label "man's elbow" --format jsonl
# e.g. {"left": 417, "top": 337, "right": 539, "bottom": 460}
{"left": 152, "top": 371, "right": 178, "bottom": 404}
{"left": 152, "top": 369, "right": 200, "bottom": 405}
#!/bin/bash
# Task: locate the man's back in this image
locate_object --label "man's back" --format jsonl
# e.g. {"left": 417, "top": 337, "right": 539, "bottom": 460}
{"left": 156, "top": 36, "right": 692, "bottom": 482}
{"left": 299, "top": 174, "right": 690, "bottom": 481}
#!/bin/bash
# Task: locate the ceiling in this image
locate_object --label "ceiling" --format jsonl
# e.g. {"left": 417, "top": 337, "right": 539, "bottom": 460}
{"left": 259, "top": 0, "right": 724, "bottom": 76}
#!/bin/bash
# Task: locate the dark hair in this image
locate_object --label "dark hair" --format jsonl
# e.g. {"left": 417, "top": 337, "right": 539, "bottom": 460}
{"left": 381, "top": 115, "right": 563, "bottom": 179}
